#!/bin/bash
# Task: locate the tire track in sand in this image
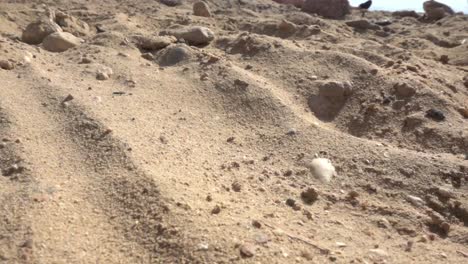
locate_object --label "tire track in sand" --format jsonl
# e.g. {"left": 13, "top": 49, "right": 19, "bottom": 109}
{"left": 0, "top": 70, "right": 195, "bottom": 263}
{"left": 0, "top": 105, "right": 34, "bottom": 263}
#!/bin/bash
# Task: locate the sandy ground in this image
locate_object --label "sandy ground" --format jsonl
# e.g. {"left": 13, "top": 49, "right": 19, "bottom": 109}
{"left": 0, "top": 0, "right": 467, "bottom": 263}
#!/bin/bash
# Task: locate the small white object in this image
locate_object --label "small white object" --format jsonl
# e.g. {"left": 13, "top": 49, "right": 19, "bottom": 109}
{"left": 336, "top": 242, "right": 347, "bottom": 247}
{"left": 273, "top": 228, "right": 285, "bottom": 236}
{"left": 369, "top": 249, "right": 388, "bottom": 257}
{"left": 307, "top": 158, "right": 336, "bottom": 183}
{"left": 406, "top": 195, "right": 424, "bottom": 207}
{"left": 23, "top": 51, "right": 33, "bottom": 63}
{"left": 197, "top": 243, "right": 209, "bottom": 251}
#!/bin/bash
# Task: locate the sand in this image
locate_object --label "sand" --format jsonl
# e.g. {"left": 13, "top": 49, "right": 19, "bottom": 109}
{"left": 0, "top": 0, "right": 467, "bottom": 263}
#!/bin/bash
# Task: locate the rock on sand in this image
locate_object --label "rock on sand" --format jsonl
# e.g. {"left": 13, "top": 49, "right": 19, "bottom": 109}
{"left": 134, "top": 35, "right": 177, "bottom": 51}
{"left": 42, "top": 32, "right": 82, "bottom": 52}
{"left": 306, "top": 158, "right": 336, "bottom": 183}
{"left": 54, "top": 10, "right": 91, "bottom": 37}
{"left": 318, "top": 80, "right": 352, "bottom": 97}
{"left": 193, "top": 1, "right": 212, "bottom": 17}
{"left": 161, "top": 0, "right": 182, "bottom": 7}
{"left": 346, "top": 19, "right": 380, "bottom": 30}
{"left": 22, "top": 20, "right": 62, "bottom": 44}
{"left": 423, "top": 0, "right": 455, "bottom": 21}
{"left": 0, "top": 60, "right": 14, "bottom": 70}
{"left": 158, "top": 44, "right": 193, "bottom": 66}
{"left": 302, "top": 0, "right": 350, "bottom": 19}
{"left": 161, "top": 26, "right": 215, "bottom": 45}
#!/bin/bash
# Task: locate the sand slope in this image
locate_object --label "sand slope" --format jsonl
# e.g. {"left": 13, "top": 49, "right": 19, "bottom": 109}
{"left": 0, "top": 0, "right": 467, "bottom": 263}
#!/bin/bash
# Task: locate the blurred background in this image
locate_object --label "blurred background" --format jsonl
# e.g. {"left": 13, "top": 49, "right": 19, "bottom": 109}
{"left": 349, "top": 0, "right": 468, "bottom": 12}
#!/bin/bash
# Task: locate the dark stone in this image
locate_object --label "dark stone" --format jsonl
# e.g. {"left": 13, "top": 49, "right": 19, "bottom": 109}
{"left": 425, "top": 109, "right": 445, "bottom": 121}
{"left": 440, "top": 55, "right": 449, "bottom": 64}
{"left": 232, "top": 181, "right": 242, "bottom": 192}
{"left": 211, "top": 205, "right": 221, "bottom": 214}
{"left": 286, "top": 198, "right": 296, "bottom": 207}
{"left": 301, "top": 188, "right": 319, "bottom": 204}
{"left": 252, "top": 220, "right": 262, "bottom": 228}
{"left": 160, "top": 0, "right": 182, "bottom": 7}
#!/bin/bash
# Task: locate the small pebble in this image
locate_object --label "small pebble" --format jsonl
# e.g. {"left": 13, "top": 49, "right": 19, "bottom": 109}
{"left": 405, "top": 241, "right": 413, "bottom": 252}
{"left": 425, "top": 109, "right": 445, "bottom": 121}
{"left": 61, "top": 94, "right": 74, "bottom": 105}
{"left": 96, "top": 72, "right": 110, "bottom": 80}
{"left": 197, "top": 243, "right": 209, "bottom": 251}
{"left": 440, "top": 222, "right": 450, "bottom": 234}
{"left": 0, "top": 60, "right": 14, "bottom": 70}
{"left": 141, "top": 53, "right": 154, "bottom": 60}
{"left": 286, "top": 198, "right": 296, "bottom": 207}
{"left": 240, "top": 243, "right": 256, "bottom": 258}
{"left": 211, "top": 205, "right": 221, "bottom": 214}
{"left": 301, "top": 250, "right": 313, "bottom": 260}
{"left": 457, "top": 107, "right": 468, "bottom": 118}
{"left": 251, "top": 220, "right": 262, "bottom": 228}
{"left": 407, "top": 65, "right": 418, "bottom": 72}
{"left": 406, "top": 195, "right": 424, "bottom": 206}
{"left": 20, "top": 239, "right": 33, "bottom": 249}
{"left": 80, "top": 57, "right": 92, "bottom": 64}
{"left": 369, "top": 248, "right": 388, "bottom": 257}
{"left": 301, "top": 188, "right": 319, "bottom": 204}
{"left": 254, "top": 233, "right": 270, "bottom": 244}
{"left": 377, "top": 218, "right": 391, "bottom": 229}
{"left": 440, "top": 55, "right": 449, "bottom": 64}
{"left": 232, "top": 181, "right": 242, "bottom": 192}
{"left": 347, "top": 190, "right": 359, "bottom": 200}
{"left": 286, "top": 128, "right": 297, "bottom": 136}
{"left": 336, "top": 242, "right": 347, "bottom": 248}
